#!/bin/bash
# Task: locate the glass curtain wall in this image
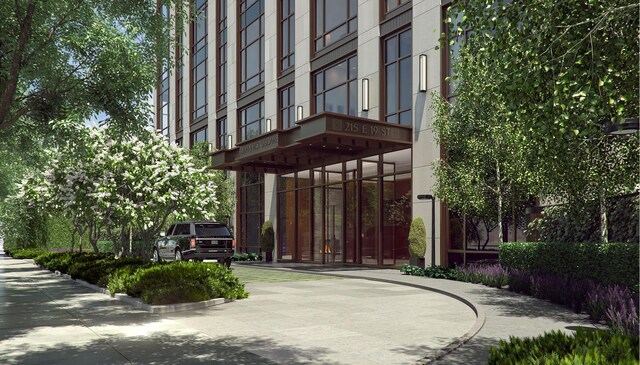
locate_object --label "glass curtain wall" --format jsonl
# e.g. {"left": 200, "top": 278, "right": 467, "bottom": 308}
{"left": 276, "top": 149, "right": 411, "bottom": 265}
{"left": 239, "top": 172, "right": 264, "bottom": 253}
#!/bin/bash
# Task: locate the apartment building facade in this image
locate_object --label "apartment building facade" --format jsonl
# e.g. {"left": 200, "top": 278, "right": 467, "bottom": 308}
{"left": 155, "top": 0, "right": 482, "bottom": 267}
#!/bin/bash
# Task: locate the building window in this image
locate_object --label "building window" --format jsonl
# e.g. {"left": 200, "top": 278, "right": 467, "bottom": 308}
{"left": 239, "top": 100, "right": 264, "bottom": 142}
{"left": 313, "top": 55, "right": 358, "bottom": 116}
{"left": 192, "top": 1, "right": 208, "bottom": 121}
{"left": 385, "top": 0, "right": 410, "bottom": 13}
{"left": 314, "top": 0, "right": 357, "bottom": 52}
{"left": 217, "top": 117, "right": 228, "bottom": 149}
{"left": 239, "top": 0, "right": 265, "bottom": 93}
{"left": 279, "top": 0, "right": 295, "bottom": 71}
{"left": 175, "top": 138, "right": 183, "bottom": 147}
{"left": 217, "top": 0, "right": 227, "bottom": 106}
{"left": 279, "top": 84, "right": 295, "bottom": 129}
{"left": 190, "top": 127, "right": 207, "bottom": 147}
{"left": 175, "top": 11, "right": 184, "bottom": 133}
{"left": 157, "top": 4, "right": 170, "bottom": 138}
{"left": 239, "top": 172, "right": 264, "bottom": 254}
{"left": 384, "top": 28, "right": 412, "bottom": 126}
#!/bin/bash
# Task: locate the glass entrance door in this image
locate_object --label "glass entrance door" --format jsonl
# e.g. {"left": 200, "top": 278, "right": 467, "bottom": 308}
{"left": 324, "top": 185, "right": 343, "bottom": 263}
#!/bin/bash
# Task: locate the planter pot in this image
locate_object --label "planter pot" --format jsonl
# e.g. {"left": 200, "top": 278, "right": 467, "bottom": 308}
{"left": 262, "top": 251, "right": 273, "bottom": 262}
{"left": 409, "top": 256, "right": 425, "bottom": 267}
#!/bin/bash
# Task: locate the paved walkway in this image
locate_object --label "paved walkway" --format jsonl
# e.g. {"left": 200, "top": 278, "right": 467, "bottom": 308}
{"left": 0, "top": 254, "right": 594, "bottom": 364}
{"left": 0, "top": 253, "right": 479, "bottom": 365}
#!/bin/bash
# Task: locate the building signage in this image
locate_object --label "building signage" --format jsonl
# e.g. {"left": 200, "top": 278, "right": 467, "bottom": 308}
{"left": 330, "top": 119, "right": 401, "bottom": 139}
{"left": 237, "top": 134, "right": 279, "bottom": 158}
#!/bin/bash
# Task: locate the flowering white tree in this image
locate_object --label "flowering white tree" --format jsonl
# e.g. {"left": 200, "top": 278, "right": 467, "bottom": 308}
{"left": 118, "top": 130, "right": 220, "bottom": 258}
{"left": 12, "top": 124, "right": 223, "bottom": 257}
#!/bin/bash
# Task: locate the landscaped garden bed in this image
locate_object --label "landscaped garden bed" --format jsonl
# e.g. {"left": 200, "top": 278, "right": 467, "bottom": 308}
{"left": 6, "top": 248, "right": 249, "bottom": 305}
{"left": 402, "top": 241, "right": 639, "bottom": 363}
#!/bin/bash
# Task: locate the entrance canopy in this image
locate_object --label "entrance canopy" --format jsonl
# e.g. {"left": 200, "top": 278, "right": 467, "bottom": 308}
{"left": 210, "top": 112, "right": 413, "bottom": 174}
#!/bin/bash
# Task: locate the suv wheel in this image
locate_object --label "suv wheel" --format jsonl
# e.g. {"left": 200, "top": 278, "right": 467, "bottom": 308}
{"left": 175, "top": 249, "right": 183, "bottom": 261}
{"left": 224, "top": 257, "right": 232, "bottom": 268}
{"left": 153, "top": 248, "right": 161, "bottom": 262}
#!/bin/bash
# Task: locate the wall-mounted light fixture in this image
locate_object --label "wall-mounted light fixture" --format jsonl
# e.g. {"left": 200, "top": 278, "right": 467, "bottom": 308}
{"left": 296, "top": 105, "right": 304, "bottom": 122}
{"left": 362, "top": 78, "right": 369, "bottom": 111}
{"left": 226, "top": 135, "right": 233, "bottom": 150}
{"left": 419, "top": 54, "right": 427, "bottom": 92}
{"left": 266, "top": 118, "right": 272, "bottom": 132}
{"left": 208, "top": 142, "right": 214, "bottom": 153}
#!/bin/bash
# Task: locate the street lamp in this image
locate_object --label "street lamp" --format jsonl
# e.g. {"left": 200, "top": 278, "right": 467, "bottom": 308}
{"left": 417, "top": 194, "right": 436, "bottom": 267}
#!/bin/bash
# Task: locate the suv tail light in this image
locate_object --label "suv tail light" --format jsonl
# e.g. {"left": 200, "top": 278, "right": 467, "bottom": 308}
{"left": 190, "top": 236, "right": 196, "bottom": 249}
{"left": 232, "top": 239, "right": 236, "bottom": 249}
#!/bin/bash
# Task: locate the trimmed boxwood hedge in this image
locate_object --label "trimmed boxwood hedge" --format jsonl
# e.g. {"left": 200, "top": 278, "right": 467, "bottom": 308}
{"left": 499, "top": 242, "right": 639, "bottom": 289}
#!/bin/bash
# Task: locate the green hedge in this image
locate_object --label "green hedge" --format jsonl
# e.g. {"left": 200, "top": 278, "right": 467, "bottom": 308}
{"left": 489, "top": 328, "right": 639, "bottom": 364}
{"left": 9, "top": 248, "right": 46, "bottom": 259}
{"left": 68, "top": 256, "right": 144, "bottom": 287}
{"left": 21, "top": 250, "right": 249, "bottom": 305}
{"left": 108, "top": 261, "right": 249, "bottom": 305}
{"left": 499, "top": 242, "right": 639, "bottom": 289}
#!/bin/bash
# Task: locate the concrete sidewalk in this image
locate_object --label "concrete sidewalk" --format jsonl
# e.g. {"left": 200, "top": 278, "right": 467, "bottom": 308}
{"left": 238, "top": 262, "right": 597, "bottom": 364}
{"left": 0, "top": 253, "right": 482, "bottom": 365}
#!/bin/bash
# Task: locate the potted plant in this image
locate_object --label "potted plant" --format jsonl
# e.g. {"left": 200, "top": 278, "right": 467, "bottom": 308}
{"left": 408, "top": 217, "right": 426, "bottom": 268}
{"left": 261, "top": 220, "right": 275, "bottom": 262}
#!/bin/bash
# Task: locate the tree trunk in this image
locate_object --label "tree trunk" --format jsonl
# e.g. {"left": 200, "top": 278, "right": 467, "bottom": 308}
{"left": 70, "top": 227, "right": 77, "bottom": 253}
{"left": 599, "top": 188, "right": 608, "bottom": 243}
{"left": 0, "top": 1, "right": 36, "bottom": 129}
{"left": 496, "top": 161, "right": 503, "bottom": 244}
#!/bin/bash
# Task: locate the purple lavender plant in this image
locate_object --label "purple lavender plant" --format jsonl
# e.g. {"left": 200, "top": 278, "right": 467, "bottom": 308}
{"left": 507, "top": 269, "right": 532, "bottom": 295}
{"left": 606, "top": 297, "right": 639, "bottom": 336}
{"left": 457, "top": 263, "right": 509, "bottom": 288}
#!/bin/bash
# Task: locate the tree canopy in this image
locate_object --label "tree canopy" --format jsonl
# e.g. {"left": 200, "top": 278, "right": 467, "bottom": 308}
{"left": 0, "top": 0, "right": 186, "bottom": 132}
{"left": 435, "top": 0, "right": 638, "bottom": 243}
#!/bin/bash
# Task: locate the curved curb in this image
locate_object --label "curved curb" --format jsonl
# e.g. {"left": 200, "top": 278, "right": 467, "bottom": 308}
{"left": 236, "top": 265, "right": 486, "bottom": 364}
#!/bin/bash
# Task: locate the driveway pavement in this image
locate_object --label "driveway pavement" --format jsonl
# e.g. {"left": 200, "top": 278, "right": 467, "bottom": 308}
{"left": 242, "top": 262, "right": 597, "bottom": 364}
{"left": 0, "top": 254, "right": 478, "bottom": 365}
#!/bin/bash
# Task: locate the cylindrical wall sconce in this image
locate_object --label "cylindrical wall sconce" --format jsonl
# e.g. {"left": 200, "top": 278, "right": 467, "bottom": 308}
{"left": 208, "top": 142, "right": 214, "bottom": 153}
{"left": 419, "top": 54, "right": 427, "bottom": 92}
{"left": 266, "top": 118, "right": 272, "bottom": 132}
{"left": 227, "top": 135, "right": 233, "bottom": 149}
{"left": 362, "top": 78, "right": 369, "bottom": 111}
{"left": 296, "top": 106, "right": 304, "bottom": 121}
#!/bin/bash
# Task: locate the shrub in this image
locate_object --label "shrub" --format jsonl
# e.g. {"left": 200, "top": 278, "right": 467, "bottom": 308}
{"left": 499, "top": 242, "right": 639, "bottom": 289}
{"left": 9, "top": 248, "right": 46, "bottom": 259}
{"left": 507, "top": 269, "right": 533, "bottom": 295}
{"left": 457, "top": 263, "right": 509, "bottom": 288}
{"left": 33, "top": 251, "right": 68, "bottom": 267}
{"left": 606, "top": 297, "right": 639, "bottom": 336}
{"left": 408, "top": 218, "right": 427, "bottom": 259}
{"left": 232, "top": 253, "right": 261, "bottom": 261}
{"left": 400, "top": 264, "right": 424, "bottom": 276}
{"left": 488, "top": 328, "right": 639, "bottom": 365}
{"left": 68, "top": 256, "right": 144, "bottom": 286}
{"left": 260, "top": 221, "right": 275, "bottom": 253}
{"left": 400, "top": 264, "right": 458, "bottom": 280}
{"left": 109, "top": 261, "right": 249, "bottom": 305}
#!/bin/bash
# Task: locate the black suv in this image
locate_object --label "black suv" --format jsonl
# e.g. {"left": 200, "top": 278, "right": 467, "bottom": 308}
{"left": 153, "top": 221, "right": 235, "bottom": 266}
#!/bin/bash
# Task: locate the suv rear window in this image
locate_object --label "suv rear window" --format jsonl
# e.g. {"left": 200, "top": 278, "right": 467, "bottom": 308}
{"left": 194, "top": 223, "right": 231, "bottom": 237}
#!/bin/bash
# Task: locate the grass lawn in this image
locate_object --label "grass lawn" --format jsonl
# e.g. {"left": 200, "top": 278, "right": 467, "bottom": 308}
{"left": 230, "top": 266, "right": 342, "bottom": 284}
